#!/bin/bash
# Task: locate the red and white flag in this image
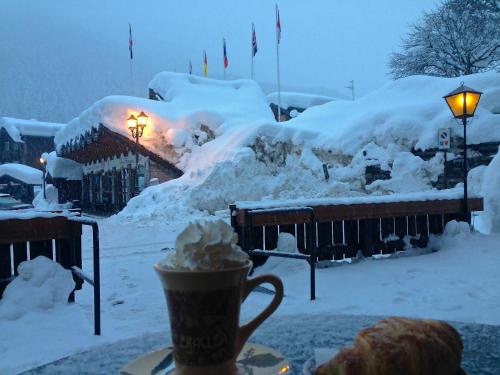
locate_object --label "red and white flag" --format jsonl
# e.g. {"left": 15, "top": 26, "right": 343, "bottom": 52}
{"left": 223, "top": 38, "right": 229, "bottom": 69}
{"left": 276, "top": 4, "right": 281, "bottom": 44}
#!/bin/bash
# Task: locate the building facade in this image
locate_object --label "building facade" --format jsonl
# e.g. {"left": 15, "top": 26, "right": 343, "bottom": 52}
{"left": 58, "top": 124, "right": 182, "bottom": 213}
{"left": 0, "top": 117, "right": 63, "bottom": 169}
{"left": 0, "top": 163, "right": 43, "bottom": 203}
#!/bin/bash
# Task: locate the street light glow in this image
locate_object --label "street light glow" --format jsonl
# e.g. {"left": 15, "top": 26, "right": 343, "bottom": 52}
{"left": 443, "top": 84, "right": 482, "bottom": 119}
{"left": 127, "top": 114, "right": 138, "bottom": 129}
{"left": 137, "top": 111, "right": 148, "bottom": 127}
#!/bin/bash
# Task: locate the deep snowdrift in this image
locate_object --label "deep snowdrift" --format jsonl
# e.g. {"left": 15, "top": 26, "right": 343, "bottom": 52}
{"left": 119, "top": 72, "right": 500, "bottom": 222}
{"left": 480, "top": 148, "right": 500, "bottom": 233}
{"left": 287, "top": 72, "right": 500, "bottom": 154}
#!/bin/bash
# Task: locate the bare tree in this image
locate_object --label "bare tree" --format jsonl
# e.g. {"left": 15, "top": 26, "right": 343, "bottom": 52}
{"left": 390, "top": 0, "right": 499, "bottom": 79}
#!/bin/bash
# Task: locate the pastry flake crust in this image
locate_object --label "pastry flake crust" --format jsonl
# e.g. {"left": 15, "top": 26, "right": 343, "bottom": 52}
{"left": 315, "top": 317, "right": 465, "bottom": 375}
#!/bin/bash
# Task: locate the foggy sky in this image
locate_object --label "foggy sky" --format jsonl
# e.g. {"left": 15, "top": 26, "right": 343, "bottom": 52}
{"left": 0, "top": 0, "right": 438, "bottom": 122}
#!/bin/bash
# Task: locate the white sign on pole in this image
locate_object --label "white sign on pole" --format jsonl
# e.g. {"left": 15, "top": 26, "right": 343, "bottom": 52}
{"left": 438, "top": 128, "right": 451, "bottom": 150}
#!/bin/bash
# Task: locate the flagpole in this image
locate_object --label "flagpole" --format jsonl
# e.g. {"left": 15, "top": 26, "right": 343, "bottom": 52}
{"left": 275, "top": 5, "right": 282, "bottom": 122}
{"left": 129, "top": 22, "right": 134, "bottom": 94}
{"left": 130, "top": 59, "right": 134, "bottom": 94}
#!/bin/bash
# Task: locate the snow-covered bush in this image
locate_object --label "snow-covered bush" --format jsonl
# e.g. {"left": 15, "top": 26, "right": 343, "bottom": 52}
{"left": 0, "top": 256, "right": 75, "bottom": 321}
{"left": 444, "top": 220, "right": 471, "bottom": 238}
{"left": 276, "top": 232, "right": 299, "bottom": 253}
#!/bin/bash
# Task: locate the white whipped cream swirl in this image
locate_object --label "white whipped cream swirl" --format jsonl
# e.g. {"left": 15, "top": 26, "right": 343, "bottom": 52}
{"left": 162, "top": 219, "right": 248, "bottom": 271}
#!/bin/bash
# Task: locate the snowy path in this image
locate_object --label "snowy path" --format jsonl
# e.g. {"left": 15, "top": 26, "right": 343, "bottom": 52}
{"left": 23, "top": 314, "right": 500, "bottom": 375}
{"left": 2, "top": 217, "right": 500, "bottom": 374}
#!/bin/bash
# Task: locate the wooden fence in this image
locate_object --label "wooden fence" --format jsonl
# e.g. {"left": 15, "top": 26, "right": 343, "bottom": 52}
{"left": 0, "top": 214, "right": 101, "bottom": 335}
{"left": 230, "top": 196, "right": 483, "bottom": 299}
{"left": 231, "top": 197, "right": 483, "bottom": 259}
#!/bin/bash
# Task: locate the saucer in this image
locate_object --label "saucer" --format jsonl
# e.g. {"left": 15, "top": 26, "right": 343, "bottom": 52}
{"left": 121, "top": 342, "right": 292, "bottom": 375}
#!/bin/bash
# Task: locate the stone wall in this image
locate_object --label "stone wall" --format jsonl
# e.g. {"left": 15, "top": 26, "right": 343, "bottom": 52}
{"left": 149, "top": 160, "right": 179, "bottom": 183}
{"left": 364, "top": 140, "right": 500, "bottom": 189}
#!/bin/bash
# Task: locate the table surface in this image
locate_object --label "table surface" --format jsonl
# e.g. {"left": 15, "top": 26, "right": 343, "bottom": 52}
{"left": 23, "top": 314, "right": 500, "bottom": 375}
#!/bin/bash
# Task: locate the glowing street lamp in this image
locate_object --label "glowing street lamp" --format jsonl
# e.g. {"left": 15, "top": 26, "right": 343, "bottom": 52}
{"left": 39, "top": 154, "right": 47, "bottom": 200}
{"left": 127, "top": 112, "right": 148, "bottom": 194}
{"left": 443, "top": 83, "right": 482, "bottom": 222}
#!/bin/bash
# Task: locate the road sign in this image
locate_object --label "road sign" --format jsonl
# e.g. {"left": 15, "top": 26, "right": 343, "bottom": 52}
{"left": 438, "top": 128, "right": 451, "bottom": 150}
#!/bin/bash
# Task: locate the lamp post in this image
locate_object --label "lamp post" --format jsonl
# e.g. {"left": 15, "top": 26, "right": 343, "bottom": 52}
{"left": 39, "top": 155, "right": 47, "bottom": 200}
{"left": 127, "top": 112, "right": 148, "bottom": 195}
{"left": 443, "top": 83, "right": 482, "bottom": 223}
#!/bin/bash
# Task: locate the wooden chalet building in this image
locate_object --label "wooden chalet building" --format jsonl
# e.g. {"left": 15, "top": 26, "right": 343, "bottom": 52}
{"left": 0, "top": 163, "right": 43, "bottom": 203}
{"left": 58, "top": 124, "right": 182, "bottom": 213}
{"left": 0, "top": 117, "right": 63, "bottom": 168}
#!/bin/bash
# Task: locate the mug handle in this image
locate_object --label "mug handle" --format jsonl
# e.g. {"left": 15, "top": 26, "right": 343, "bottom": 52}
{"left": 235, "top": 274, "right": 284, "bottom": 354}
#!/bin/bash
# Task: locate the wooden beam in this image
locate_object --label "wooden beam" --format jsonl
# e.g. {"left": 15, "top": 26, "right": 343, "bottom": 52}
{"left": 235, "top": 198, "right": 483, "bottom": 227}
{"left": 247, "top": 210, "right": 314, "bottom": 227}
{"left": 0, "top": 217, "right": 78, "bottom": 243}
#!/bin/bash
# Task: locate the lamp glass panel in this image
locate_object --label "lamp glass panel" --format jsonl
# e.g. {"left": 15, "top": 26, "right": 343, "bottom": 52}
{"left": 465, "top": 92, "right": 481, "bottom": 116}
{"left": 137, "top": 113, "right": 148, "bottom": 126}
{"left": 445, "top": 92, "right": 465, "bottom": 118}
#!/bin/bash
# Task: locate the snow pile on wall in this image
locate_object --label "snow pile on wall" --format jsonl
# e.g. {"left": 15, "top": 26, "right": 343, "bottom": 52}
{"left": 0, "top": 256, "right": 75, "bottom": 321}
{"left": 480, "top": 147, "right": 500, "bottom": 233}
{"left": 46, "top": 151, "right": 83, "bottom": 180}
{"left": 0, "top": 117, "right": 63, "bottom": 142}
{"left": 118, "top": 73, "right": 499, "bottom": 222}
{"left": 0, "top": 163, "right": 43, "bottom": 185}
{"left": 32, "top": 184, "right": 63, "bottom": 210}
{"left": 266, "top": 91, "right": 338, "bottom": 109}
{"left": 288, "top": 72, "right": 500, "bottom": 155}
{"left": 366, "top": 151, "right": 443, "bottom": 194}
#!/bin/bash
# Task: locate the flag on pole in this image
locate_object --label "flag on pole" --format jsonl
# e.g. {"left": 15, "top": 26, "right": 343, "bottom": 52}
{"left": 128, "top": 23, "right": 133, "bottom": 60}
{"left": 189, "top": 59, "right": 192, "bottom": 74}
{"left": 276, "top": 4, "right": 281, "bottom": 44}
{"left": 252, "top": 23, "right": 258, "bottom": 56}
{"left": 223, "top": 38, "right": 229, "bottom": 69}
{"left": 203, "top": 50, "right": 208, "bottom": 77}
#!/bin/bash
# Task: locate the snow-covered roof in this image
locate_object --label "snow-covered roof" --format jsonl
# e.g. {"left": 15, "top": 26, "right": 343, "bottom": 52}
{"left": 0, "top": 163, "right": 43, "bottom": 185}
{"left": 148, "top": 72, "right": 275, "bottom": 124}
{"left": 265, "top": 92, "right": 338, "bottom": 109}
{"left": 46, "top": 151, "right": 83, "bottom": 181}
{"left": 287, "top": 72, "right": 500, "bottom": 155}
{"left": 0, "top": 117, "right": 64, "bottom": 143}
{"left": 55, "top": 73, "right": 275, "bottom": 160}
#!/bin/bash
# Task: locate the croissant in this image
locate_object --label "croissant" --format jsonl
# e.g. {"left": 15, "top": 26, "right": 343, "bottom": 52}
{"left": 315, "top": 317, "right": 465, "bottom": 375}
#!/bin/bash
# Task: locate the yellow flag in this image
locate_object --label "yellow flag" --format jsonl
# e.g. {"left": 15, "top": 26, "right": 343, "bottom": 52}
{"left": 203, "top": 50, "right": 208, "bottom": 77}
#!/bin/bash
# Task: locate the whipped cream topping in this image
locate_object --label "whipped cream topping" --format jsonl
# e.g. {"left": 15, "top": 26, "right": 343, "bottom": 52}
{"left": 162, "top": 219, "right": 248, "bottom": 271}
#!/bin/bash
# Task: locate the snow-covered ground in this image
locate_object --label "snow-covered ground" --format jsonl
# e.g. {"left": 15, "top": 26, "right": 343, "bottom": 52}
{"left": 1, "top": 216, "right": 500, "bottom": 374}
